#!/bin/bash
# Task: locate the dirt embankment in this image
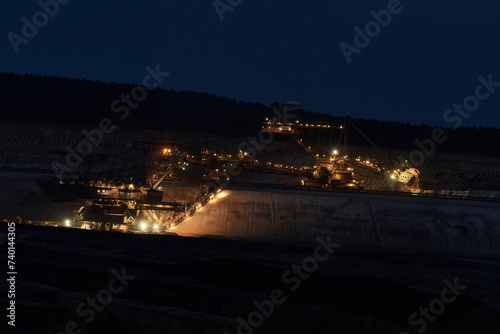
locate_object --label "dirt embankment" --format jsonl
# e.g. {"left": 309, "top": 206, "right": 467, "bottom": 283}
{"left": 176, "top": 188, "right": 500, "bottom": 255}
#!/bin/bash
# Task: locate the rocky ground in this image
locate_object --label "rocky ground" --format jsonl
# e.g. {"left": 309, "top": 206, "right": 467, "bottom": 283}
{"left": 1, "top": 224, "right": 500, "bottom": 334}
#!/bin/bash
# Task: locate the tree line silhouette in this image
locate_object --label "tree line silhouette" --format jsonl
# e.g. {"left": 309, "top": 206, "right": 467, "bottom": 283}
{"left": 1, "top": 72, "right": 499, "bottom": 157}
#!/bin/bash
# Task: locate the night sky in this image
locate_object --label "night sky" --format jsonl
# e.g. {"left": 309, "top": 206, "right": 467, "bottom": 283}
{"left": 1, "top": 0, "right": 500, "bottom": 128}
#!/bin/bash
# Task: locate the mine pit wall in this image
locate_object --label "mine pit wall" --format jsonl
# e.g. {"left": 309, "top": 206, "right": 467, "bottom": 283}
{"left": 175, "top": 188, "right": 500, "bottom": 255}
{"left": 2, "top": 176, "right": 499, "bottom": 255}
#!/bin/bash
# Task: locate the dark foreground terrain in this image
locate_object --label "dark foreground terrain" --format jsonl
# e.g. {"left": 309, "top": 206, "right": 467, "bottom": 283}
{"left": 1, "top": 224, "right": 500, "bottom": 334}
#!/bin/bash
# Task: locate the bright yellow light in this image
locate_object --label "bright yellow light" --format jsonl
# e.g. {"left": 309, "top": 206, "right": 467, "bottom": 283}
{"left": 140, "top": 222, "right": 147, "bottom": 231}
{"left": 217, "top": 191, "right": 229, "bottom": 199}
{"left": 65, "top": 220, "right": 71, "bottom": 227}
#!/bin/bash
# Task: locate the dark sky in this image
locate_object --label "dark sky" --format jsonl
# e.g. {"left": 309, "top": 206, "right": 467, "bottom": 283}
{"left": 1, "top": 0, "right": 500, "bottom": 128}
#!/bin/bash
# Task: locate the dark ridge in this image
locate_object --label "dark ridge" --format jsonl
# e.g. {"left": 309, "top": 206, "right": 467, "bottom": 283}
{"left": 1, "top": 72, "right": 499, "bottom": 156}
